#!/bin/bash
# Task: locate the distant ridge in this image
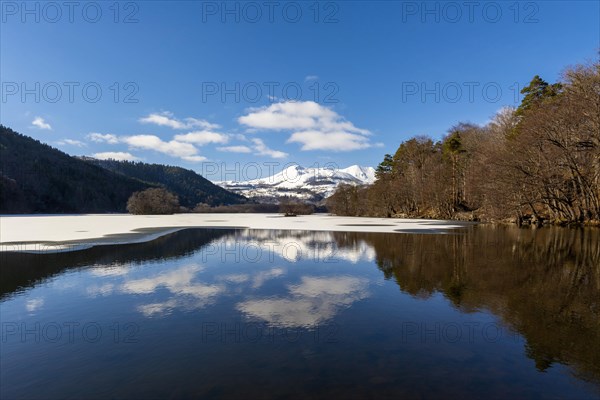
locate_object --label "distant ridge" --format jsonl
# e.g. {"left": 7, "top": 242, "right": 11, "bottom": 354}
{"left": 84, "top": 158, "right": 246, "bottom": 208}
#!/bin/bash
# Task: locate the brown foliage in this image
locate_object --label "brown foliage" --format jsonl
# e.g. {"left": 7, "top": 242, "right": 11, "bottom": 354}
{"left": 126, "top": 188, "right": 180, "bottom": 215}
{"left": 328, "top": 60, "right": 600, "bottom": 224}
{"left": 279, "top": 199, "right": 314, "bottom": 215}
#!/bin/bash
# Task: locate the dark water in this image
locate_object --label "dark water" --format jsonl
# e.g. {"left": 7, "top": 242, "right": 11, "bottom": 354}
{"left": 1, "top": 226, "right": 599, "bottom": 399}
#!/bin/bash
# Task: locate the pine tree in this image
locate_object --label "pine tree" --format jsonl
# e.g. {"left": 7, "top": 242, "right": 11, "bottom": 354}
{"left": 516, "top": 75, "right": 563, "bottom": 117}
{"left": 376, "top": 154, "right": 394, "bottom": 179}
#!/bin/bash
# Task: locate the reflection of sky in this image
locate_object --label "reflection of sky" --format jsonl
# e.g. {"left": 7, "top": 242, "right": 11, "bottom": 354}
{"left": 25, "top": 298, "right": 44, "bottom": 312}
{"left": 88, "top": 265, "right": 130, "bottom": 277}
{"left": 237, "top": 276, "right": 369, "bottom": 328}
{"left": 71, "top": 232, "right": 375, "bottom": 322}
{"left": 3, "top": 232, "right": 375, "bottom": 328}
{"left": 122, "top": 265, "right": 225, "bottom": 316}
{"left": 3, "top": 231, "right": 598, "bottom": 399}
{"left": 221, "top": 230, "right": 376, "bottom": 263}
{"left": 86, "top": 283, "right": 115, "bottom": 297}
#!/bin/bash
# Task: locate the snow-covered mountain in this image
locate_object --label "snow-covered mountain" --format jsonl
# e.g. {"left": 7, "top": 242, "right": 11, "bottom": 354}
{"left": 216, "top": 165, "right": 376, "bottom": 203}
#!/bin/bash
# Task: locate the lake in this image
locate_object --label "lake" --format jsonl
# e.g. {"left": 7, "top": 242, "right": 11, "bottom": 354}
{"left": 1, "top": 226, "right": 599, "bottom": 399}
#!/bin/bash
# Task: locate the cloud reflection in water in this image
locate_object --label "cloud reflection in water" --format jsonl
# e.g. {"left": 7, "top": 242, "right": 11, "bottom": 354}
{"left": 80, "top": 231, "right": 375, "bottom": 322}
{"left": 237, "top": 276, "right": 370, "bottom": 328}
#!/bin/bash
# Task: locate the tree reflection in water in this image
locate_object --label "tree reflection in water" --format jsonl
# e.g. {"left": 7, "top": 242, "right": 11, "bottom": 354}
{"left": 332, "top": 226, "right": 600, "bottom": 383}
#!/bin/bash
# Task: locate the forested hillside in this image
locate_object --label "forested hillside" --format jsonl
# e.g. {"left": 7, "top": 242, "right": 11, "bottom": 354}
{"left": 0, "top": 126, "right": 246, "bottom": 213}
{"left": 83, "top": 159, "right": 246, "bottom": 208}
{"left": 0, "top": 126, "right": 152, "bottom": 213}
{"left": 328, "top": 60, "right": 600, "bottom": 225}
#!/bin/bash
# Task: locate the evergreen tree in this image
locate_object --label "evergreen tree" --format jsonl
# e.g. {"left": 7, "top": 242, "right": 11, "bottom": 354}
{"left": 516, "top": 75, "right": 563, "bottom": 117}
{"left": 442, "top": 130, "right": 467, "bottom": 209}
{"left": 376, "top": 154, "right": 394, "bottom": 179}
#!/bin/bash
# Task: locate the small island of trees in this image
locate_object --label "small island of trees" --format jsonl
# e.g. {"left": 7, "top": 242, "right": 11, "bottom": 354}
{"left": 127, "top": 188, "right": 180, "bottom": 215}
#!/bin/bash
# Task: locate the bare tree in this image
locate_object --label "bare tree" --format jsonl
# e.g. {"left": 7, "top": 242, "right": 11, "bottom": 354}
{"left": 127, "top": 188, "right": 180, "bottom": 215}
{"left": 279, "top": 199, "right": 314, "bottom": 216}
{"left": 328, "top": 60, "right": 599, "bottom": 225}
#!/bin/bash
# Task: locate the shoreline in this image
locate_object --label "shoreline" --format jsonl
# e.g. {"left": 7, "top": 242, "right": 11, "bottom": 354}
{"left": 0, "top": 213, "right": 470, "bottom": 253}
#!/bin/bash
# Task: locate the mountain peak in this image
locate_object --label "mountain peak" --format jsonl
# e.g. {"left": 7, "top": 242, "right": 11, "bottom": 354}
{"left": 217, "top": 164, "right": 376, "bottom": 204}
{"left": 339, "top": 165, "right": 376, "bottom": 183}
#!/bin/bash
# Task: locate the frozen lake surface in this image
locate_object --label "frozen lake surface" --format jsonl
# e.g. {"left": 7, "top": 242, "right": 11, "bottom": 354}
{"left": 0, "top": 213, "right": 468, "bottom": 252}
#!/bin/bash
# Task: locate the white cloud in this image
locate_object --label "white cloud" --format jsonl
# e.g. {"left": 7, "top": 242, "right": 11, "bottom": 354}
{"left": 139, "top": 111, "right": 219, "bottom": 130}
{"left": 181, "top": 155, "right": 208, "bottom": 162}
{"left": 238, "top": 101, "right": 374, "bottom": 152}
{"left": 217, "top": 145, "right": 252, "bottom": 153}
{"left": 122, "top": 134, "right": 206, "bottom": 162}
{"left": 174, "top": 130, "right": 229, "bottom": 145}
{"left": 88, "top": 133, "right": 119, "bottom": 144}
{"left": 87, "top": 131, "right": 209, "bottom": 162}
{"left": 287, "top": 130, "right": 372, "bottom": 151}
{"left": 32, "top": 117, "right": 52, "bottom": 130}
{"left": 239, "top": 101, "right": 325, "bottom": 131}
{"left": 57, "top": 139, "right": 86, "bottom": 147}
{"left": 251, "top": 138, "right": 288, "bottom": 159}
{"left": 238, "top": 101, "right": 368, "bottom": 134}
{"left": 92, "top": 152, "right": 140, "bottom": 161}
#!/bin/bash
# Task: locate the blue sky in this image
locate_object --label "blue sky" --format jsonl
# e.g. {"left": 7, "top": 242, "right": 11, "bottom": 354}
{"left": 1, "top": 0, "right": 598, "bottom": 180}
